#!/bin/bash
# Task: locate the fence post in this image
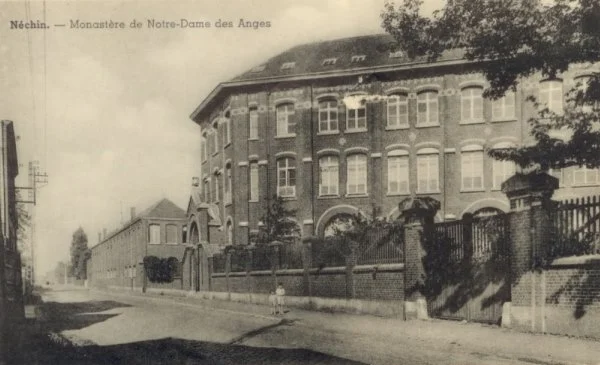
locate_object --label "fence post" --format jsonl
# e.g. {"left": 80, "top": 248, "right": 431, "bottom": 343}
{"left": 272, "top": 244, "right": 280, "bottom": 290}
{"left": 399, "top": 197, "right": 440, "bottom": 320}
{"left": 501, "top": 172, "right": 558, "bottom": 332}
{"left": 463, "top": 213, "right": 473, "bottom": 262}
{"left": 302, "top": 237, "right": 313, "bottom": 297}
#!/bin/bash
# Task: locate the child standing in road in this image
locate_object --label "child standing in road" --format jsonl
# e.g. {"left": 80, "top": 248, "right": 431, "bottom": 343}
{"left": 268, "top": 291, "right": 277, "bottom": 315}
{"left": 275, "top": 283, "right": 286, "bottom": 315}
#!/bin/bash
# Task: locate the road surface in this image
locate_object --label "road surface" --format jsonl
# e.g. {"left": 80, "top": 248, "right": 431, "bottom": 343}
{"left": 20, "top": 288, "right": 553, "bottom": 365}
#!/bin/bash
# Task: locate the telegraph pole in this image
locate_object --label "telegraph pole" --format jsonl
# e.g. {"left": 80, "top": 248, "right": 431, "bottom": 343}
{"left": 16, "top": 160, "right": 48, "bottom": 285}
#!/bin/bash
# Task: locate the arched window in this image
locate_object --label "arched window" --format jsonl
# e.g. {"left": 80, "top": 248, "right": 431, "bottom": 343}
{"left": 346, "top": 154, "right": 367, "bottom": 195}
{"left": 213, "top": 171, "right": 221, "bottom": 203}
{"left": 416, "top": 148, "right": 439, "bottom": 193}
{"left": 277, "top": 157, "right": 296, "bottom": 197}
{"left": 539, "top": 80, "right": 563, "bottom": 115}
{"left": 226, "top": 220, "right": 233, "bottom": 245}
{"left": 461, "top": 86, "right": 484, "bottom": 123}
{"left": 276, "top": 103, "right": 295, "bottom": 136}
{"left": 461, "top": 145, "right": 484, "bottom": 191}
{"left": 417, "top": 90, "right": 439, "bottom": 126}
{"left": 323, "top": 214, "right": 355, "bottom": 238}
{"left": 222, "top": 116, "right": 231, "bottom": 146}
{"left": 491, "top": 142, "right": 516, "bottom": 189}
{"left": 387, "top": 94, "right": 409, "bottom": 128}
{"left": 249, "top": 162, "right": 259, "bottom": 202}
{"left": 492, "top": 91, "right": 516, "bottom": 121}
{"left": 387, "top": 150, "right": 409, "bottom": 194}
{"left": 319, "top": 155, "right": 339, "bottom": 196}
{"left": 211, "top": 120, "right": 219, "bottom": 154}
{"left": 318, "top": 100, "right": 339, "bottom": 133}
{"left": 225, "top": 163, "right": 232, "bottom": 204}
{"left": 249, "top": 106, "right": 259, "bottom": 139}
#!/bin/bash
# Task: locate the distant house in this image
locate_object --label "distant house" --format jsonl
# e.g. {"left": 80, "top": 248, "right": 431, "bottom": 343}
{"left": 87, "top": 198, "right": 188, "bottom": 291}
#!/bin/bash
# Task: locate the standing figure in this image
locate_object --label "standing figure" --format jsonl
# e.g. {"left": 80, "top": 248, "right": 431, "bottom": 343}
{"left": 275, "top": 283, "right": 286, "bottom": 315}
{"left": 268, "top": 291, "right": 277, "bottom": 315}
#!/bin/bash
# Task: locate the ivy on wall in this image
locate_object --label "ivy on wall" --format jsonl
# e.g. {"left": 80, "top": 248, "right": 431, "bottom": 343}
{"left": 143, "top": 256, "right": 180, "bottom": 283}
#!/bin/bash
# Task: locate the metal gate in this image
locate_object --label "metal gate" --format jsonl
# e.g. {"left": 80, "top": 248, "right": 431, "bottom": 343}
{"left": 426, "top": 214, "right": 511, "bottom": 324}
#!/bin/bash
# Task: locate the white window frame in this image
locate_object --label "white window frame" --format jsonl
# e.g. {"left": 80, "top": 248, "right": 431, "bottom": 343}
{"left": 222, "top": 118, "right": 231, "bottom": 146}
{"left": 492, "top": 142, "right": 517, "bottom": 189}
{"left": 461, "top": 145, "right": 484, "bottom": 191}
{"left": 346, "top": 104, "right": 367, "bottom": 132}
{"left": 276, "top": 103, "right": 295, "bottom": 137}
{"left": 417, "top": 149, "right": 439, "bottom": 193}
{"left": 461, "top": 86, "right": 484, "bottom": 123}
{"left": 492, "top": 91, "right": 516, "bottom": 121}
{"left": 417, "top": 91, "right": 439, "bottom": 126}
{"left": 249, "top": 162, "right": 259, "bottom": 202}
{"left": 346, "top": 154, "right": 367, "bottom": 195}
{"left": 387, "top": 151, "right": 409, "bottom": 195}
{"left": 200, "top": 135, "right": 207, "bottom": 162}
{"left": 318, "top": 100, "right": 339, "bottom": 133}
{"left": 319, "top": 155, "right": 339, "bottom": 196}
{"left": 539, "top": 80, "right": 564, "bottom": 115}
{"left": 149, "top": 224, "right": 160, "bottom": 245}
{"left": 211, "top": 122, "right": 219, "bottom": 154}
{"left": 387, "top": 94, "right": 409, "bottom": 129}
{"left": 213, "top": 172, "right": 220, "bottom": 203}
{"left": 573, "top": 166, "right": 600, "bottom": 186}
{"left": 277, "top": 157, "right": 296, "bottom": 197}
{"left": 203, "top": 178, "right": 210, "bottom": 202}
{"left": 249, "top": 107, "right": 259, "bottom": 140}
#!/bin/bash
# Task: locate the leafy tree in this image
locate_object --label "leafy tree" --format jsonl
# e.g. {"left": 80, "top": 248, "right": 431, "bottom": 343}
{"left": 70, "top": 227, "right": 90, "bottom": 280}
{"left": 381, "top": 0, "right": 600, "bottom": 170}
{"left": 249, "top": 195, "right": 300, "bottom": 245}
{"left": 143, "top": 256, "right": 179, "bottom": 283}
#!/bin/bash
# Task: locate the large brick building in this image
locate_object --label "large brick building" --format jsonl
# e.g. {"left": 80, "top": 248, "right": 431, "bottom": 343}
{"left": 88, "top": 198, "right": 189, "bottom": 291}
{"left": 188, "top": 34, "right": 600, "bottom": 247}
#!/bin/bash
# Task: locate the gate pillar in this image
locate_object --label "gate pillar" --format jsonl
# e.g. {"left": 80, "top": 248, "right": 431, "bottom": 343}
{"left": 501, "top": 172, "right": 558, "bottom": 331}
{"left": 400, "top": 197, "right": 440, "bottom": 320}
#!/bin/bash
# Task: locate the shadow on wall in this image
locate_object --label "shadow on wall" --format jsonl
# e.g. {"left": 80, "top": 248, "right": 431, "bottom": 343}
{"left": 548, "top": 268, "right": 600, "bottom": 319}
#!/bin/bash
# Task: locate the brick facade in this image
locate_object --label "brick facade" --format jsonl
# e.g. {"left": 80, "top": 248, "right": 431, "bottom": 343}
{"left": 190, "top": 34, "right": 600, "bottom": 249}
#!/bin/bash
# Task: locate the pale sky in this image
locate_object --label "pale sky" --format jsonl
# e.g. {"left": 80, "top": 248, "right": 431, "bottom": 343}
{"left": 0, "top": 0, "right": 442, "bottom": 279}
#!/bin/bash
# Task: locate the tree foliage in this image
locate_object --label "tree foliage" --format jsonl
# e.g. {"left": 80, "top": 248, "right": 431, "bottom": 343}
{"left": 249, "top": 195, "right": 300, "bottom": 246}
{"left": 70, "top": 227, "right": 90, "bottom": 280}
{"left": 381, "top": 0, "right": 600, "bottom": 169}
{"left": 143, "top": 256, "right": 179, "bottom": 283}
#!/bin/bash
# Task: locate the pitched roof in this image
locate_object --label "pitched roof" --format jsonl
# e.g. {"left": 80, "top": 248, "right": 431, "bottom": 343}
{"left": 190, "top": 34, "right": 466, "bottom": 121}
{"left": 138, "top": 198, "right": 187, "bottom": 219}
{"left": 231, "top": 34, "right": 464, "bottom": 82}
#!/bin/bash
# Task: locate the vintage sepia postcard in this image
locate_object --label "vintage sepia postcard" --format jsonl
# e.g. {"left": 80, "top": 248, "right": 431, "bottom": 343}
{"left": 1, "top": 0, "right": 600, "bottom": 364}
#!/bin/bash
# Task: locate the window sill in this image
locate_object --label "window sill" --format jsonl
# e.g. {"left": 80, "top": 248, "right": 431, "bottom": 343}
{"left": 201, "top": 160, "right": 208, "bottom": 165}
{"left": 165, "top": 242, "right": 178, "bottom": 245}
{"left": 459, "top": 119, "right": 485, "bottom": 125}
{"left": 345, "top": 193, "right": 369, "bottom": 198}
{"left": 318, "top": 194, "right": 340, "bottom": 200}
{"left": 248, "top": 138, "right": 259, "bottom": 141}
{"left": 148, "top": 242, "right": 161, "bottom": 245}
{"left": 385, "top": 126, "right": 409, "bottom": 131}
{"left": 572, "top": 183, "right": 600, "bottom": 187}
{"left": 278, "top": 196, "right": 297, "bottom": 201}
{"left": 344, "top": 128, "right": 367, "bottom": 134}
{"left": 415, "top": 123, "right": 440, "bottom": 129}
{"left": 416, "top": 191, "right": 441, "bottom": 195}
{"left": 225, "top": 201, "right": 232, "bottom": 207}
{"left": 491, "top": 118, "right": 517, "bottom": 123}
{"left": 386, "top": 192, "right": 410, "bottom": 197}
{"left": 224, "top": 142, "right": 231, "bottom": 148}
{"left": 212, "top": 152, "right": 219, "bottom": 157}
{"left": 248, "top": 199, "right": 259, "bottom": 203}
{"left": 275, "top": 134, "right": 296, "bottom": 139}
{"left": 317, "top": 130, "right": 340, "bottom": 136}
{"left": 460, "top": 188, "right": 486, "bottom": 193}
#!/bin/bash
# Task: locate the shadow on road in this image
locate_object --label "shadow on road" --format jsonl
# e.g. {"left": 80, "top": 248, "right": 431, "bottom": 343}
{"left": 40, "top": 300, "right": 132, "bottom": 332}
{"left": 14, "top": 336, "right": 366, "bottom": 365}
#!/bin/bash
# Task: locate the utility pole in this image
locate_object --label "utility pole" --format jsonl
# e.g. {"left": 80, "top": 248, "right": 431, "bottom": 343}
{"left": 16, "top": 160, "right": 48, "bottom": 286}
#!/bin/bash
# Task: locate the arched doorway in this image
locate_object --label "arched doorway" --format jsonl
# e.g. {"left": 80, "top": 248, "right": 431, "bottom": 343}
{"left": 323, "top": 213, "right": 355, "bottom": 238}
{"left": 188, "top": 222, "right": 200, "bottom": 291}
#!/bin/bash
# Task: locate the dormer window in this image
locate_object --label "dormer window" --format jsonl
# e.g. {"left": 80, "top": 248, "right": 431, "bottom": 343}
{"left": 351, "top": 55, "right": 366, "bottom": 63}
{"left": 389, "top": 50, "right": 404, "bottom": 58}
{"left": 322, "top": 58, "right": 337, "bottom": 66}
{"left": 250, "top": 64, "right": 266, "bottom": 73}
{"left": 281, "top": 62, "right": 296, "bottom": 70}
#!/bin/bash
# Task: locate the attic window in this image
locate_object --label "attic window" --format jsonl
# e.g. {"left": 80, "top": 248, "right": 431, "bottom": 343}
{"left": 389, "top": 50, "right": 405, "bottom": 58}
{"left": 322, "top": 58, "right": 337, "bottom": 66}
{"left": 250, "top": 64, "right": 266, "bottom": 73}
{"left": 281, "top": 62, "right": 296, "bottom": 70}
{"left": 351, "top": 55, "right": 366, "bottom": 63}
